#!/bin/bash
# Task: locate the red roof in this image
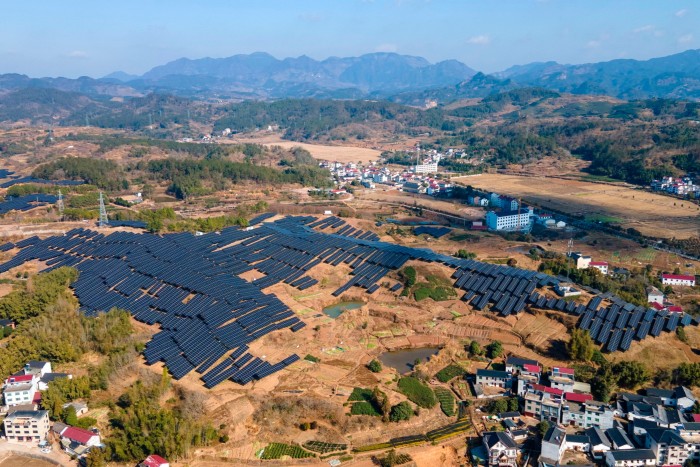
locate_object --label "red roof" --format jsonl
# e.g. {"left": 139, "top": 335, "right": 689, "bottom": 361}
{"left": 141, "top": 455, "right": 169, "bottom": 467}
{"left": 650, "top": 302, "right": 664, "bottom": 310}
{"left": 545, "top": 386, "right": 564, "bottom": 396}
{"left": 554, "top": 367, "right": 575, "bottom": 375}
{"left": 61, "top": 426, "right": 97, "bottom": 445}
{"left": 589, "top": 262, "right": 608, "bottom": 266}
{"left": 565, "top": 392, "right": 593, "bottom": 403}
{"left": 32, "top": 392, "right": 42, "bottom": 404}
{"left": 692, "top": 414, "right": 700, "bottom": 423}
{"left": 7, "top": 374, "right": 33, "bottom": 383}
{"left": 523, "top": 364, "right": 541, "bottom": 373}
{"left": 667, "top": 306, "right": 683, "bottom": 313}
{"left": 662, "top": 274, "right": 696, "bottom": 281}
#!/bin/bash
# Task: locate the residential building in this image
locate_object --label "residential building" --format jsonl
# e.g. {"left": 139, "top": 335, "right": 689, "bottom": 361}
{"left": 540, "top": 425, "right": 567, "bottom": 466}
{"left": 646, "top": 286, "right": 664, "bottom": 305}
{"left": 589, "top": 261, "right": 609, "bottom": 275}
{"left": 402, "top": 181, "right": 425, "bottom": 194}
{"left": 661, "top": 274, "right": 696, "bottom": 287}
{"left": 0, "top": 318, "right": 15, "bottom": 329}
{"left": 23, "top": 361, "right": 52, "bottom": 377}
{"left": 505, "top": 356, "right": 540, "bottom": 374}
{"left": 485, "top": 209, "right": 532, "bottom": 232}
{"left": 586, "top": 427, "right": 612, "bottom": 460}
{"left": 606, "top": 426, "right": 635, "bottom": 450}
{"left": 605, "top": 449, "right": 656, "bottom": 467}
{"left": 3, "top": 373, "right": 38, "bottom": 407}
{"left": 3, "top": 410, "right": 49, "bottom": 443}
{"left": 570, "top": 252, "right": 592, "bottom": 270}
{"left": 59, "top": 425, "right": 102, "bottom": 457}
{"left": 645, "top": 428, "right": 689, "bottom": 465}
{"left": 523, "top": 390, "right": 562, "bottom": 422}
{"left": 551, "top": 367, "right": 575, "bottom": 381}
{"left": 38, "top": 372, "right": 71, "bottom": 391}
{"left": 483, "top": 431, "right": 518, "bottom": 467}
{"left": 413, "top": 162, "right": 438, "bottom": 174}
{"left": 476, "top": 369, "right": 512, "bottom": 388}
{"left": 564, "top": 434, "right": 591, "bottom": 452}
{"left": 561, "top": 400, "right": 614, "bottom": 430}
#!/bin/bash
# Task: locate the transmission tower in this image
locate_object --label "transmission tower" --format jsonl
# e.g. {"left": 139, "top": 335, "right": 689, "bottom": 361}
{"left": 57, "top": 189, "right": 64, "bottom": 218}
{"left": 566, "top": 239, "right": 574, "bottom": 280}
{"left": 98, "top": 192, "right": 108, "bottom": 227}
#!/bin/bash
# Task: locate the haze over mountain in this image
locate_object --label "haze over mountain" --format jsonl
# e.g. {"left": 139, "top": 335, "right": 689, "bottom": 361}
{"left": 1, "top": 50, "right": 700, "bottom": 102}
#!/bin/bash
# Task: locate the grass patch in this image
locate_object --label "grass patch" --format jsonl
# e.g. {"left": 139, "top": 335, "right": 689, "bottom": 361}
{"left": 348, "top": 387, "right": 374, "bottom": 402}
{"left": 260, "top": 443, "right": 314, "bottom": 460}
{"left": 412, "top": 274, "right": 457, "bottom": 302}
{"left": 397, "top": 377, "right": 437, "bottom": 408}
{"left": 304, "top": 354, "right": 320, "bottom": 363}
{"left": 585, "top": 213, "right": 623, "bottom": 224}
{"left": 434, "top": 364, "right": 466, "bottom": 383}
{"left": 434, "top": 388, "right": 456, "bottom": 416}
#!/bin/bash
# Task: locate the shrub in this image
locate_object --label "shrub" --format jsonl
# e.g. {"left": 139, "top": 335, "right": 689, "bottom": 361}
{"left": 367, "top": 359, "right": 382, "bottom": 373}
{"left": 389, "top": 401, "right": 413, "bottom": 422}
{"left": 435, "top": 364, "right": 465, "bottom": 383}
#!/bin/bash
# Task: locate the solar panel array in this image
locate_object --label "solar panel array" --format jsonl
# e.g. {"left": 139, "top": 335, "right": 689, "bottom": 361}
{"left": 107, "top": 220, "right": 147, "bottom": 229}
{"left": 0, "top": 194, "right": 58, "bottom": 215}
{"left": 0, "top": 213, "right": 691, "bottom": 387}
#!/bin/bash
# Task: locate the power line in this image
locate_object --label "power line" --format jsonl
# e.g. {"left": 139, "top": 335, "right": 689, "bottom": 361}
{"left": 98, "top": 191, "right": 109, "bottom": 227}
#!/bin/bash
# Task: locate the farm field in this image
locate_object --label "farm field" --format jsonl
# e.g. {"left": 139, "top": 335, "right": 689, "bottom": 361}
{"left": 235, "top": 133, "right": 382, "bottom": 163}
{"left": 456, "top": 173, "right": 700, "bottom": 239}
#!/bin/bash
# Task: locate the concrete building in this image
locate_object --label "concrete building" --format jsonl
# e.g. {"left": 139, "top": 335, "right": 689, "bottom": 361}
{"left": 3, "top": 410, "right": 49, "bottom": 443}
{"left": 483, "top": 431, "right": 518, "bottom": 467}
{"left": 476, "top": 369, "right": 512, "bottom": 388}
{"left": 589, "top": 261, "right": 609, "bottom": 275}
{"left": 3, "top": 373, "right": 38, "bottom": 408}
{"left": 646, "top": 286, "right": 664, "bottom": 305}
{"left": 570, "top": 252, "right": 592, "bottom": 269}
{"left": 605, "top": 449, "right": 656, "bottom": 467}
{"left": 661, "top": 274, "right": 696, "bottom": 287}
{"left": 540, "top": 425, "right": 567, "bottom": 466}
{"left": 485, "top": 209, "right": 532, "bottom": 231}
{"left": 561, "top": 400, "right": 615, "bottom": 430}
{"left": 645, "top": 428, "right": 689, "bottom": 465}
{"left": 413, "top": 162, "right": 438, "bottom": 174}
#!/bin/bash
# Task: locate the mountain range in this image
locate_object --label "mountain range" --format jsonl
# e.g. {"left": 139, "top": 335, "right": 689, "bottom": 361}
{"left": 1, "top": 50, "right": 700, "bottom": 103}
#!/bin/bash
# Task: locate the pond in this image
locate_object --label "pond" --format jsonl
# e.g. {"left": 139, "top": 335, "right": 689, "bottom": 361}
{"left": 379, "top": 347, "right": 440, "bottom": 374}
{"left": 322, "top": 301, "right": 364, "bottom": 319}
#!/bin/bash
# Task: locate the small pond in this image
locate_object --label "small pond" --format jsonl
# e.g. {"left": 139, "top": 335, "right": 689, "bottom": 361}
{"left": 379, "top": 347, "right": 440, "bottom": 374}
{"left": 322, "top": 301, "right": 364, "bottom": 319}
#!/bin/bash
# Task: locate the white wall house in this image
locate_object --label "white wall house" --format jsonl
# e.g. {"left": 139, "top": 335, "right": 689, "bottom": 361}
{"left": 661, "top": 274, "right": 696, "bottom": 287}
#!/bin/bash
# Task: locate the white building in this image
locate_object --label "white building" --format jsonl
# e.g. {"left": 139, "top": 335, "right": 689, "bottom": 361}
{"left": 3, "top": 374, "right": 38, "bottom": 407}
{"left": 661, "top": 274, "right": 696, "bottom": 287}
{"left": 589, "top": 261, "right": 609, "bottom": 275}
{"left": 569, "top": 252, "right": 591, "bottom": 269}
{"left": 413, "top": 162, "right": 438, "bottom": 174}
{"left": 485, "top": 210, "right": 532, "bottom": 231}
{"left": 646, "top": 286, "right": 664, "bottom": 305}
{"left": 3, "top": 410, "right": 49, "bottom": 443}
{"left": 605, "top": 449, "right": 656, "bottom": 467}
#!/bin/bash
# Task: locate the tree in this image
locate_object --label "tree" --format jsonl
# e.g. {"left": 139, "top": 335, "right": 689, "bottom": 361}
{"left": 63, "top": 405, "right": 78, "bottom": 426}
{"left": 367, "top": 359, "right": 382, "bottom": 373}
{"left": 591, "top": 365, "right": 616, "bottom": 403}
{"left": 488, "top": 398, "right": 509, "bottom": 414}
{"left": 389, "top": 401, "right": 413, "bottom": 422}
{"left": 677, "top": 326, "right": 689, "bottom": 344}
{"left": 508, "top": 397, "right": 519, "bottom": 412}
{"left": 373, "top": 387, "right": 391, "bottom": 422}
{"left": 468, "top": 341, "right": 483, "bottom": 357}
{"left": 507, "top": 258, "right": 517, "bottom": 267}
{"left": 536, "top": 420, "right": 550, "bottom": 438}
{"left": 567, "top": 329, "right": 595, "bottom": 361}
{"left": 486, "top": 341, "right": 503, "bottom": 359}
{"left": 85, "top": 448, "right": 107, "bottom": 467}
{"left": 614, "top": 361, "right": 650, "bottom": 389}
{"left": 674, "top": 362, "right": 700, "bottom": 387}
{"left": 455, "top": 249, "right": 477, "bottom": 260}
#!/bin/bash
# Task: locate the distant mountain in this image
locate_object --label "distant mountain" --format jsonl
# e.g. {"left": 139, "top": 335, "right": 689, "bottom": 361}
{"left": 497, "top": 49, "right": 700, "bottom": 100}
{"left": 1, "top": 50, "right": 700, "bottom": 102}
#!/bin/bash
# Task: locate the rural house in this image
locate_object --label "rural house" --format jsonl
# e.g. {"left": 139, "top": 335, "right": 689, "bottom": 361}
{"left": 483, "top": 431, "right": 518, "bottom": 467}
{"left": 2, "top": 409, "right": 49, "bottom": 443}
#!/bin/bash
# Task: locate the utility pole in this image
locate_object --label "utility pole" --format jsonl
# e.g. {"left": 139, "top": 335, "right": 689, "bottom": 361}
{"left": 98, "top": 191, "right": 108, "bottom": 227}
{"left": 566, "top": 239, "right": 574, "bottom": 281}
{"left": 57, "top": 189, "right": 64, "bottom": 219}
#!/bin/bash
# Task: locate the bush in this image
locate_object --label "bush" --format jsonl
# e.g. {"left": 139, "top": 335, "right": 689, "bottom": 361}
{"left": 397, "top": 377, "right": 437, "bottom": 408}
{"left": 367, "top": 359, "right": 382, "bottom": 373}
{"left": 486, "top": 341, "right": 503, "bottom": 359}
{"left": 434, "top": 388, "right": 456, "bottom": 416}
{"left": 389, "top": 401, "right": 413, "bottom": 422}
{"left": 350, "top": 401, "right": 382, "bottom": 416}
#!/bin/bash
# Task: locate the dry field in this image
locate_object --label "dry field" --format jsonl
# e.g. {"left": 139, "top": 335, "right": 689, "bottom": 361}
{"left": 235, "top": 133, "right": 382, "bottom": 164}
{"left": 456, "top": 173, "right": 700, "bottom": 239}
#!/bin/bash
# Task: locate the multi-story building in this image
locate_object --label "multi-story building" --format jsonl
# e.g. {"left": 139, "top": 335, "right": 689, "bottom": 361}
{"left": 476, "top": 369, "right": 512, "bottom": 389}
{"left": 570, "top": 252, "right": 592, "bottom": 270}
{"left": 483, "top": 431, "right": 518, "bottom": 467}
{"left": 561, "top": 400, "right": 614, "bottom": 430}
{"left": 589, "top": 261, "right": 609, "bottom": 275}
{"left": 3, "top": 373, "right": 38, "bottom": 408}
{"left": 539, "top": 425, "right": 566, "bottom": 466}
{"left": 605, "top": 449, "right": 656, "bottom": 467}
{"left": 3, "top": 410, "right": 49, "bottom": 443}
{"left": 645, "top": 428, "right": 690, "bottom": 465}
{"left": 485, "top": 209, "right": 532, "bottom": 231}
{"left": 523, "top": 390, "right": 562, "bottom": 422}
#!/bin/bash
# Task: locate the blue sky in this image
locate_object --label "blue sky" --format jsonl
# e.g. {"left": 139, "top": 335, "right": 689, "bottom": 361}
{"left": 0, "top": 0, "right": 697, "bottom": 78}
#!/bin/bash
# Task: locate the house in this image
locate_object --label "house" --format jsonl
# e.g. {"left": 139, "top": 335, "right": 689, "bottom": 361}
{"left": 483, "top": 431, "right": 518, "bottom": 467}
{"left": 606, "top": 426, "right": 635, "bottom": 450}
{"left": 3, "top": 410, "right": 49, "bottom": 443}
{"left": 476, "top": 369, "right": 512, "bottom": 389}
{"left": 652, "top": 404, "right": 683, "bottom": 428}
{"left": 561, "top": 400, "right": 614, "bottom": 430}
{"left": 59, "top": 425, "right": 102, "bottom": 457}
{"left": 586, "top": 426, "right": 612, "bottom": 459}
{"left": 62, "top": 401, "right": 88, "bottom": 416}
{"left": 139, "top": 455, "right": 170, "bottom": 467}
{"left": 0, "top": 318, "right": 15, "bottom": 329}
{"left": 38, "top": 372, "right": 71, "bottom": 391}
{"left": 646, "top": 286, "right": 664, "bottom": 305}
{"left": 523, "top": 390, "right": 561, "bottom": 422}
{"left": 565, "top": 434, "right": 591, "bottom": 452}
{"left": 3, "top": 373, "right": 38, "bottom": 407}
{"left": 570, "top": 252, "right": 592, "bottom": 269}
{"left": 550, "top": 367, "right": 576, "bottom": 392}
{"left": 505, "top": 356, "right": 539, "bottom": 374}
{"left": 673, "top": 386, "right": 696, "bottom": 411}
{"left": 402, "top": 181, "right": 425, "bottom": 194}
{"left": 540, "top": 425, "right": 567, "bottom": 466}
{"left": 23, "top": 361, "right": 52, "bottom": 377}
{"left": 628, "top": 419, "right": 661, "bottom": 446}
{"left": 661, "top": 274, "right": 696, "bottom": 287}
{"left": 551, "top": 367, "right": 575, "bottom": 380}
{"left": 485, "top": 210, "right": 532, "bottom": 231}
{"left": 555, "top": 282, "right": 582, "bottom": 297}
{"left": 589, "top": 261, "right": 609, "bottom": 275}
{"left": 521, "top": 364, "right": 541, "bottom": 379}
{"left": 605, "top": 449, "right": 656, "bottom": 467}
{"left": 645, "top": 428, "right": 689, "bottom": 465}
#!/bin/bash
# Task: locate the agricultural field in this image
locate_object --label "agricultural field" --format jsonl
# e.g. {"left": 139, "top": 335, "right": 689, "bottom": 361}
{"left": 456, "top": 173, "right": 700, "bottom": 239}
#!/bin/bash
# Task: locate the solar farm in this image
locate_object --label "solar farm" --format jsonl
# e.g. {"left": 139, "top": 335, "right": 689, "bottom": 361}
{"left": 0, "top": 193, "right": 58, "bottom": 215}
{"left": 0, "top": 214, "right": 694, "bottom": 388}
